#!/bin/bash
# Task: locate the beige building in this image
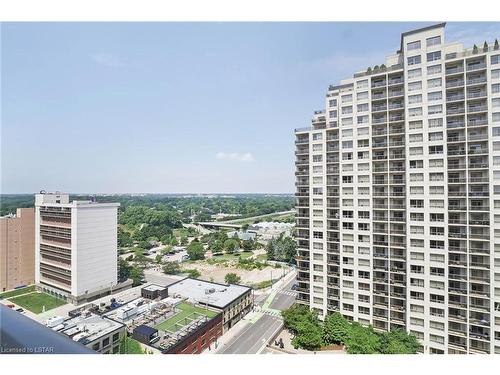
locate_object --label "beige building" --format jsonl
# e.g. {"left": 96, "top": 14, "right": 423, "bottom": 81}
{"left": 0, "top": 208, "right": 35, "bottom": 292}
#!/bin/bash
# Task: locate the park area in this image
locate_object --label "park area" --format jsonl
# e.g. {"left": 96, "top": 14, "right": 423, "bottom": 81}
{"left": 155, "top": 302, "right": 218, "bottom": 333}
{"left": 0, "top": 285, "right": 35, "bottom": 299}
{"left": 8, "top": 291, "right": 67, "bottom": 314}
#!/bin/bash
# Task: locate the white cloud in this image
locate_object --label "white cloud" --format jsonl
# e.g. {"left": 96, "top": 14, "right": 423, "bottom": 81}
{"left": 215, "top": 152, "right": 254, "bottom": 162}
{"left": 91, "top": 53, "right": 128, "bottom": 68}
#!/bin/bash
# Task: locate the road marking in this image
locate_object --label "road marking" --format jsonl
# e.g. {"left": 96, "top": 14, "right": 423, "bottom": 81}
{"left": 256, "top": 319, "right": 284, "bottom": 354}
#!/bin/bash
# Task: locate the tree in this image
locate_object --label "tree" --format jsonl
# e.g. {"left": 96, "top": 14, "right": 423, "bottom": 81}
{"left": 483, "top": 41, "right": 489, "bottom": 52}
{"left": 241, "top": 239, "right": 254, "bottom": 252}
{"left": 180, "top": 236, "right": 188, "bottom": 246}
{"left": 224, "top": 238, "right": 239, "bottom": 254}
{"left": 323, "top": 312, "right": 351, "bottom": 345}
{"left": 133, "top": 250, "right": 149, "bottom": 269}
{"left": 155, "top": 254, "right": 163, "bottom": 264}
{"left": 170, "top": 237, "right": 179, "bottom": 246}
{"left": 291, "top": 319, "right": 324, "bottom": 351}
{"left": 495, "top": 39, "right": 499, "bottom": 50}
{"left": 241, "top": 223, "right": 250, "bottom": 231}
{"left": 266, "top": 234, "right": 297, "bottom": 263}
{"left": 282, "top": 304, "right": 318, "bottom": 334}
{"left": 163, "top": 261, "right": 181, "bottom": 275}
{"left": 118, "top": 228, "right": 133, "bottom": 248}
{"left": 118, "top": 258, "right": 132, "bottom": 282}
{"left": 209, "top": 240, "right": 224, "bottom": 254}
{"left": 184, "top": 268, "right": 201, "bottom": 278}
{"left": 129, "top": 266, "right": 144, "bottom": 287}
{"left": 186, "top": 241, "right": 206, "bottom": 260}
{"left": 224, "top": 273, "right": 241, "bottom": 284}
{"left": 473, "top": 44, "right": 478, "bottom": 53}
{"left": 346, "top": 323, "right": 380, "bottom": 354}
{"left": 379, "top": 329, "right": 420, "bottom": 354}
{"left": 161, "top": 245, "right": 173, "bottom": 256}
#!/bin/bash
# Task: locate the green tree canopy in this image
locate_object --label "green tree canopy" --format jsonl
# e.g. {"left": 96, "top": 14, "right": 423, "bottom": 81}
{"left": 379, "top": 329, "right": 420, "bottom": 354}
{"left": 224, "top": 272, "right": 241, "bottom": 284}
{"left": 323, "top": 311, "right": 351, "bottom": 345}
{"left": 129, "top": 266, "right": 144, "bottom": 287}
{"left": 186, "top": 241, "right": 206, "bottom": 260}
{"left": 346, "top": 323, "right": 381, "bottom": 354}
{"left": 224, "top": 238, "right": 239, "bottom": 254}
{"left": 163, "top": 261, "right": 181, "bottom": 275}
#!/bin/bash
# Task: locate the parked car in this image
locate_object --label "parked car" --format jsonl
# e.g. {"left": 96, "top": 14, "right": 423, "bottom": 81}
{"left": 15, "top": 308, "right": 24, "bottom": 313}
{"left": 6, "top": 304, "right": 15, "bottom": 309}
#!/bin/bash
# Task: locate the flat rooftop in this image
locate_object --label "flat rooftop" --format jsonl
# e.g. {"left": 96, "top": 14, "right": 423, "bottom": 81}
{"left": 167, "top": 278, "right": 251, "bottom": 309}
{"left": 58, "top": 314, "right": 124, "bottom": 346}
{"left": 142, "top": 284, "right": 167, "bottom": 292}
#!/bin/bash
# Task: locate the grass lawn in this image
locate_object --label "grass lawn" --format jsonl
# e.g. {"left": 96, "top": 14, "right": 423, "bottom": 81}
{"left": 9, "top": 292, "right": 67, "bottom": 314}
{"left": 155, "top": 302, "right": 217, "bottom": 333}
{"left": 0, "top": 285, "right": 35, "bottom": 299}
{"left": 256, "top": 254, "right": 268, "bottom": 262}
{"left": 119, "top": 337, "right": 144, "bottom": 354}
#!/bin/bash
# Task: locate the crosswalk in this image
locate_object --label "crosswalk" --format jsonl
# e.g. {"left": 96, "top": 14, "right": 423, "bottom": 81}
{"left": 276, "top": 290, "right": 297, "bottom": 297}
{"left": 262, "top": 310, "right": 282, "bottom": 317}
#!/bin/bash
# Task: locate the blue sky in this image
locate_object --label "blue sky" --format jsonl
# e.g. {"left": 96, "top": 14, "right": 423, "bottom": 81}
{"left": 2, "top": 22, "right": 499, "bottom": 194}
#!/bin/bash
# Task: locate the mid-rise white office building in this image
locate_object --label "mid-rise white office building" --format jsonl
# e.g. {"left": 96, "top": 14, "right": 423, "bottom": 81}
{"left": 35, "top": 191, "right": 120, "bottom": 305}
{"left": 295, "top": 23, "right": 500, "bottom": 354}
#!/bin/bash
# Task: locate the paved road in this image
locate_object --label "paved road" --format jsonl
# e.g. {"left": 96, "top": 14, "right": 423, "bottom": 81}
{"left": 269, "top": 277, "right": 297, "bottom": 311}
{"left": 218, "top": 274, "right": 297, "bottom": 354}
{"left": 144, "top": 270, "right": 183, "bottom": 286}
{"left": 218, "top": 314, "right": 283, "bottom": 354}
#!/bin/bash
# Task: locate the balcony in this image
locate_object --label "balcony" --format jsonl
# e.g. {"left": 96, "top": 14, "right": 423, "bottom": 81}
{"left": 447, "top": 107, "right": 465, "bottom": 115}
{"left": 467, "top": 77, "right": 487, "bottom": 85}
{"left": 447, "top": 94, "right": 465, "bottom": 102}
{"left": 467, "top": 105, "right": 488, "bottom": 114}
{"left": 446, "top": 80, "right": 464, "bottom": 88}
{"left": 446, "top": 66, "right": 464, "bottom": 75}
{"left": 467, "top": 63, "right": 487, "bottom": 72}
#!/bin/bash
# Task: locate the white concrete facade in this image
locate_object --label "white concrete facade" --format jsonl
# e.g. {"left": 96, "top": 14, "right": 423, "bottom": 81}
{"left": 295, "top": 23, "right": 500, "bottom": 354}
{"left": 35, "top": 192, "right": 120, "bottom": 304}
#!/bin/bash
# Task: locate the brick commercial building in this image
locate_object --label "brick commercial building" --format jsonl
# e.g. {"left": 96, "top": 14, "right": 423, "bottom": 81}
{"left": 0, "top": 208, "right": 35, "bottom": 292}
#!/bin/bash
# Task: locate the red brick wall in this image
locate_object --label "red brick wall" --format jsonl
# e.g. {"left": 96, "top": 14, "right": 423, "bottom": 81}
{"left": 165, "top": 313, "right": 223, "bottom": 354}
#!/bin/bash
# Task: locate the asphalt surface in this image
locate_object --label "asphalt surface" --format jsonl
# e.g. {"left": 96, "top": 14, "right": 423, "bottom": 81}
{"left": 218, "top": 314, "right": 283, "bottom": 354}
{"left": 219, "top": 275, "right": 297, "bottom": 354}
{"left": 269, "top": 278, "right": 297, "bottom": 310}
{"left": 144, "top": 270, "right": 182, "bottom": 287}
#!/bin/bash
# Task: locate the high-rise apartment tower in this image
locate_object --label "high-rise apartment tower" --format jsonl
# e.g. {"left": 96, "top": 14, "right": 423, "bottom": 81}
{"left": 294, "top": 23, "right": 500, "bottom": 354}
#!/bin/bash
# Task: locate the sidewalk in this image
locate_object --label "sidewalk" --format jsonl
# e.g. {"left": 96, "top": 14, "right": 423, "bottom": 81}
{"left": 203, "top": 308, "right": 263, "bottom": 354}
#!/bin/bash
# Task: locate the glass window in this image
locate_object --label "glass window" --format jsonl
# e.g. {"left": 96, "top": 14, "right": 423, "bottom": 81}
{"left": 407, "top": 55, "right": 421, "bottom": 65}
{"left": 408, "top": 68, "right": 421, "bottom": 79}
{"left": 407, "top": 41, "right": 421, "bottom": 51}
{"left": 427, "top": 64, "right": 442, "bottom": 75}
{"left": 426, "top": 36, "right": 441, "bottom": 47}
{"left": 427, "top": 51, "right": 441, "bottom": 62}
{"left": 492, "top": 55, "right": 500, "bottom": 65}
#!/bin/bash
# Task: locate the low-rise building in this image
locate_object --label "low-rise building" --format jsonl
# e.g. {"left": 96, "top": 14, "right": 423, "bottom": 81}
{"left": 141, "top": 284, "right": 168, "bottom": 300}
{"left": 56, "top": 312, "right": 126, "bottom": 354}
{"left": 167, "top": 278, "right": 253, "bottom": 332}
